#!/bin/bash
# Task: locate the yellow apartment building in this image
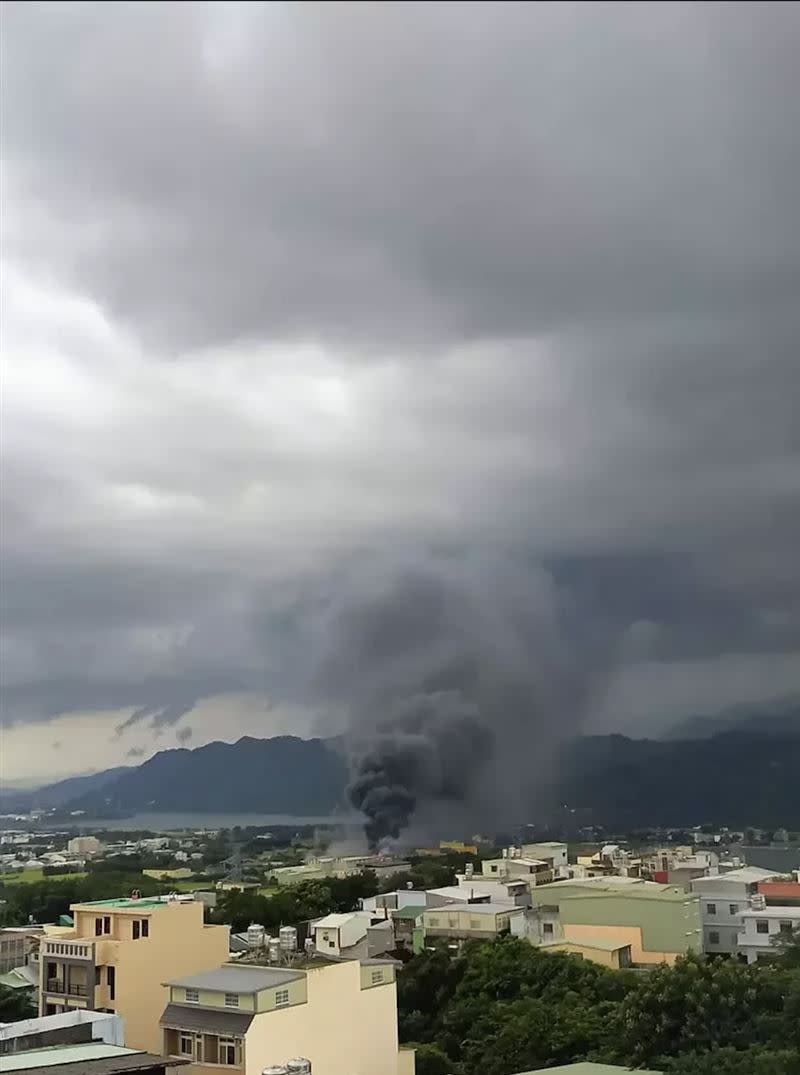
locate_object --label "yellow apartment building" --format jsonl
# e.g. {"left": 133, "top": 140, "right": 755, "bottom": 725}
{"left": 160, "top": 957, "right": 415, "bottom": 1075}
{"left": 39, "top": 894, "right": 229, "bottom": 1053}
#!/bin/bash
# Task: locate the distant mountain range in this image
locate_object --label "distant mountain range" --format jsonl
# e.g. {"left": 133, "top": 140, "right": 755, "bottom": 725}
{"left": 663, "top": 706, "right": 800, "bottom": 741}
{"left": 4, "top": 725, "right": 800, "bottom": 827}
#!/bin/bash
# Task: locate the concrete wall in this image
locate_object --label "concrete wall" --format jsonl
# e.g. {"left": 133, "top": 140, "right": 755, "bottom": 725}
{"left": 242, "top": 960, "right": 404, "bottom": 1075}
{"left": 532, "top": 886, "right": 700, "bottom": 963}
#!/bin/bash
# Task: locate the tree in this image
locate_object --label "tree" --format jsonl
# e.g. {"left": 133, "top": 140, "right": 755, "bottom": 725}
{"left": 773, "top": 924, "right": 800, "bottom": 968}
{"left": 0, "top": 985, "right": 37, "bottom": 1022}
{"left": 612, "top": 953, "right": 786, "bottom": 1066}
{"left": 664, "top": 1046, "right": 800, "bottom": 1074}
{"left": 409, "top": 1043, "right": 460, "bottom": 1075}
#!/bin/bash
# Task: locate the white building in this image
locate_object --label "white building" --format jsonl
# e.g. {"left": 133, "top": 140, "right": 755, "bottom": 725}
{"left": 311, "top": 911, "right": 394, "bottom": 960}
{"left": 737, "top": 902, "right": 800, "bottom": 964}
{"left": 67, "top": 836, "right": 101, "bottom": 856}
{"left": 690, "top": 867, "right": 778, "bottom": 956}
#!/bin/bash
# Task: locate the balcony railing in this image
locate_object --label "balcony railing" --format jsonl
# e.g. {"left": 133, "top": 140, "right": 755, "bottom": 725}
{"left": 46, "top": 979, "right": 88, "bottom": 996}
{"left": 43, "top": 940, "right": 92, "bottom": 959}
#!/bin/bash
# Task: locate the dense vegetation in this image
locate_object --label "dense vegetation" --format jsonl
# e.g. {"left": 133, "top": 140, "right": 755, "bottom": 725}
{"left": 397, "top": 935, "right": 800, "bottom": 1075}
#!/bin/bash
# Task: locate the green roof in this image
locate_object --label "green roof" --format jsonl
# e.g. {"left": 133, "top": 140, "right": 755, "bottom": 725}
{"left": 72, "top": 897, "right": 165, "bottom": 910}
{"left": 0, "top": 1044, "right": 140, "bottom": 1071}
{"left": 391, "top": 905, "right": 426, "bottom": 920}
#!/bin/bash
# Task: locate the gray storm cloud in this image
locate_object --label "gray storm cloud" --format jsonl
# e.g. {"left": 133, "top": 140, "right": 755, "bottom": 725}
{"left": 1, "top": 2, "right": 800, "bottom": 775}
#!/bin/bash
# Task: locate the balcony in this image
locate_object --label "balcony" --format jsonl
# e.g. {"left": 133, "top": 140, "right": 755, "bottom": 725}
{"left": 46, "top": 979, "right": 89, "bottom": 997}
{"left": 43, "top": 939, "right": 93, "bottom": 960}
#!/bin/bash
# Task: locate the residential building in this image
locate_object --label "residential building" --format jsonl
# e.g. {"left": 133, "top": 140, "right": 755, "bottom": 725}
{"left": 690, "top": 866, "right": 777, "bottom": 956}
{"left": 0, "top": 1042, "right": 182, "bottom": 1075}
{"left": 68, "top": 836, "right": 101, "bottom": 856}
{"left": 519, "top": 842, "right": 569, "bottom": 877}
{"left": 757, "top": 877, "right": 800, "bottom": 905}
{"left": 530, "top": 877, "right": 701, "bottom": 965}
{"left": 38, "top": 893, "right": 229, "bottom": 1054}
{"left": 420, "top": 902, "right": 523, "bottom": 945}
{"left": 480, "top": 855, "right": 554, "bottom": 885}
{"left": 455, "top": 875, "right": 532, "bottom": 907}
{"left": 311, "top": 911, "right": 395, "bottom": 960}
{"left": 0, "top": 1009, "right": 124, "bottom": 1054}
{"left": 360, "top": 890, "right": 431, "bottom": 912}
{"left": 541, "top": 938, "right": 633, "bottom": 970}
{"left": 0, "top": 928, "right": 33, "bottom": 974}
{"left": 736, "top": 901, "right": 800, "bottom": 964}
{"left": 160, "top": 957, "right": 415, "bottom": 1075}
{"left": 439, "top": 841, "right": 478, "bottom": 855}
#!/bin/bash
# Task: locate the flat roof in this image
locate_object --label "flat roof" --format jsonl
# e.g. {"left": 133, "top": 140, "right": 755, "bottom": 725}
{"left": 71, "top": 897, "right": 167, "bottom": 911}
{"left": 555, "top": 937, "right": 632, "bottom": 952}
{"left": 313, "top": 912, "right": 369, "bottom": 928}
{"left": 166, "top": 964, "right": 303, "bottom": 992}
{"left": 694, "top": 867, "right": 778, "bottom": 884}
{"left": 538, "top": 879, "right": 692, "bottom": 901}
{"left": 391, "top": 905, "right": 426, "bottom": 920}
{"left": 426, "top": 901, "right": 521, "bottom": 915}
{"left": 0, "top": 1044, "right": 162, "bottom": 1072}
{"left": 738, "top": 906, "right": 800, "bottom": 919}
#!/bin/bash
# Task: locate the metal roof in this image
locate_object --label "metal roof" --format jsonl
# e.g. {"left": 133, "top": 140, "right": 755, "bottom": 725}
{"left": 514, "top": 1065, "right": 662, "bottom": 1074}
{"left": 165, "top": 963, "right": 303, "bottom": 992}
{"left": 0, "top": 1043, "right": 178, "bottom": 1073}
{"left": 160, "top": 1002, "right": 255, "bottom": 1036}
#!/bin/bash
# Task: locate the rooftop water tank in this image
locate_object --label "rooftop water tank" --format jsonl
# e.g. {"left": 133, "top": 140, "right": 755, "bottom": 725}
{"left": 286, "top": 1060, "right": 311, "bottom": 1074}
{"left": 247, "top": 923, "right": 266, "bottom": 949}
{"left": 279, "top": 925, "right": 298, "bottom": 952}
{"left": 262, "top": 1067, "right": 288, "bottom": 1075}
{"left": 268, "top": 937, "right": 281, "bottom": 963}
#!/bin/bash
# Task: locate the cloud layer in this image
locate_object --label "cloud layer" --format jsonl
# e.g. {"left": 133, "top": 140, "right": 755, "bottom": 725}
{"left": 2, "top": 2, "right": 799, "bottom": 780}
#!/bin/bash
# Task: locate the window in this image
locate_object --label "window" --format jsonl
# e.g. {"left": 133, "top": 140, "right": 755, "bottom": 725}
{"left": 224, "top": 992, "right": 239, "bottom": 1007}
{"left": 218, "top": 1037, "right": 237, "bottom": 1065}
{"left": 103, "top": 916, "right": 111, "bottom": 934}
{"left": 707, "top": 903, "right": 717, "bottom": 915}
{"left": 542, "top": 922, "right": 554, "bottom": 935}
{"left": 132, "top": 921, "right": 140, "bottom": 940}
{"left": 709, "top": 931, "right": 720, "bottom": 945}
{"left": 729, "top": 904, "right": 739, "bottom": 915}
{"left": 470, "top": 919, "right": 481, "bottom": 929}
{"left": 490, "top": 865, "right": 498, "bottom": 873}
{"left": 756, "top": 920, "right": 769, "bottom": 934}
{"left": 779, "top": 921, "right": 794, "bottom": 935}
{"left": 371, "top": 970, "right": 383, "bottom": 984}
{"left": 179, "top": 1033, "right": 193, "bottom": 1056}
{"left": 185, "top": 988, "right": 199, "bottom": 1003}
{"left": 447, "top": 916, "right": 458, "bottom": 928}
{"left": 95, "top": 917, "right": 103, "bottom": 936}
{"left": 275, "top": 989, "right": 289, "bottom": 1007}
{"left": 95, "top": 966, "right": 101, "bottom": 986}
{"left": 428, "top": 916, "right": 439, "bottom": 927}
{"left": 107, "top": 966, "right": 115, "bottom": 1001}
{"left": 141, "top": 918, "right": 149, "bottom": 938}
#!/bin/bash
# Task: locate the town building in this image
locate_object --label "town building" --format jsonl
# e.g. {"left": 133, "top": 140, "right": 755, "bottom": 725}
{"left": 736, "top": 898, "right": 800, "bottom": 964}
{"left": 160, "top": 957, "right": 415, "bottom": 1075}
{"left": 690, "top": 866, "right": 777, "bottom": 956}
{"left": 529, "top": 877, "right": 701, "bottom": 965}
{"left": 419, "top": 902, "right": 523, "bottom": 946}
{"left": 67, "top": 836, "right": 102, "bottom": 856}
{"left": 38, "top": 893, "right": 229, "bottom": 1054}
{"left": 311, "top": 911, "right": 394, "bottom": 960}
{"left": 0, "top": 928, "right": 35, "bottom": 974}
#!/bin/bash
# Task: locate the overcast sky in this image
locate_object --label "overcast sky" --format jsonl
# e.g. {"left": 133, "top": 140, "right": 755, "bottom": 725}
{"left": 2, "top": 2, "right": 799, "bottom": 784}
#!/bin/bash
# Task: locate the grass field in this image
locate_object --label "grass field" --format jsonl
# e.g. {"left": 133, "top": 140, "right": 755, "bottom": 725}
{"left": 0, "top": 869, "right": 88, "bottom": 885}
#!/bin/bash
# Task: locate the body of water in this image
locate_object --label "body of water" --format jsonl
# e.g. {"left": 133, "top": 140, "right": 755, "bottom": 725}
{"left": 33, "top": 811, "right": 361, "bottom": 832}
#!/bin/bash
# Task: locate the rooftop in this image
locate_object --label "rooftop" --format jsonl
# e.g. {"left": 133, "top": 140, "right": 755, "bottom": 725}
{"left": 0, "top": 1043, "right": 179, "bottom": 1074}
{"left": 427, "top": 901, "right": 522, "bottom": 916}
{"left": 694, "top": 867, "right": 779, "bottom": 884}
{"left": 390, "top": 905, "right": 426, "bottom": 920}
{"left": 313, "top": 912, "right": 370, "bottom": 929}
{"left": 738, "top": 905, "right": 800, "bottom": 919}
{"left": 165, "top": 963, "right": 303, "bottom": 992}
{"left": 71, "top": 897, "right": 170, "bottom": 911}
{"left": 539, "top": 878, "right": 692, "bottom": 902}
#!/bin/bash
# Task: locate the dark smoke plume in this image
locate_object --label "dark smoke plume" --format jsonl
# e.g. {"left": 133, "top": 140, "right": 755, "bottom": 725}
{"left": 347, "top": 691, "right": 492, "bottom": 846}
{"left": 312, "top": 551, "right": 604, "bottom": 847}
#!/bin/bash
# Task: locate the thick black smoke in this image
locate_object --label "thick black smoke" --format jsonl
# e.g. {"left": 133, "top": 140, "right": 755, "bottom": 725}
{"left": 312, "top": 551, "right": 604, "bottom": 847}
{"left": 347, "top": 691, "right": 493, "bottom": 847}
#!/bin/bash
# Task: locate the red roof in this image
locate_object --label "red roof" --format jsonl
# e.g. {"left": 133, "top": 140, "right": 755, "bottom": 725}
{"left": 758, "top": 880, "right": 800, "bottom": 901}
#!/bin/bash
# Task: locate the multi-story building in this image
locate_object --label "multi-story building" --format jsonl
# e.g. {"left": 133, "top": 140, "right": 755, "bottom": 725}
{"left": 160, "top": 957, "right": 415, "bottom": 1075}
{"left": 736, "top": 901, "right": 800, "bottom": 964}
{"left": 310, "top": 912, "right": 394, "bottom": 960}
{"left": 38, "top": 893, "right": 229, "bottom": 1054}
{"left": 0, "top": 929, "right": 33, "bottom": 975}
{"left": 67, "top": 836, "right": 101, "bottom": 856}
{"left": 690, "top": 867, "right": 777, "bottom": 956}
{"left": 529, "top": 877, "right": 701, "bottom": 965}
